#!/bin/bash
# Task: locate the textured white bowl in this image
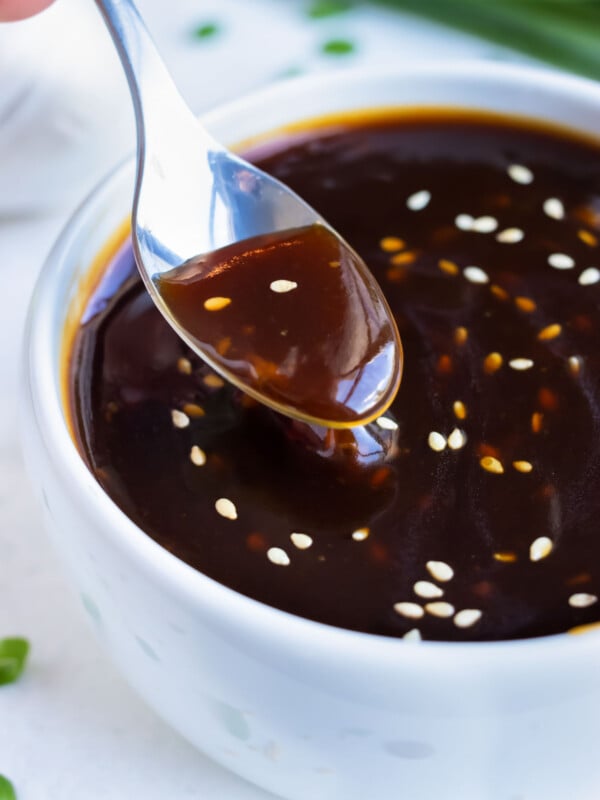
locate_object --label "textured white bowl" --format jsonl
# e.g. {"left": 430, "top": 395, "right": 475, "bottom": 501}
{"left": 22, "top": 63, "right": 600, "bottom": 800}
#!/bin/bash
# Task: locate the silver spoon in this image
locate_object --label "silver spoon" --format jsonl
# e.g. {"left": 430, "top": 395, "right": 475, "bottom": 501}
{"left": 94, "top": 0, "right": 402, "bottom": 429}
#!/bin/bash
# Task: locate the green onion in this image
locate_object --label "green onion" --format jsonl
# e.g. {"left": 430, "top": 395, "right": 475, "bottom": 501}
{"left": 307, "top": 0, "right": 354, "bottom": 18}
{"left": 0, "top": 638, "right": 29, "bottom": 687}
{"left": 372, "top": 0, "right": 600, "bottom": 80}
{"left": 0, "top": 775, "right": 16, "bottom": 800}
{"left": 192, "top": 22, "right": 220, "bottom": 41}
{"left": 321, "top": 38, "right": 356, "bottom": 54}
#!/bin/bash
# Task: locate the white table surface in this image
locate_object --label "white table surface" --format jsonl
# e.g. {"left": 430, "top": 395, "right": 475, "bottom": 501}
{"left": 0, "top": 2, "right": 527, "bottom": 797}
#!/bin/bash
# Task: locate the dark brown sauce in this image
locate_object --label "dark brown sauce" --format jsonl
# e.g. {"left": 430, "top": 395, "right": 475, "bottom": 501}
{"left": 156, "top": 223, "right": 401, "bottom": 427}
{"left": 68, "top": 111, "right": 600, "bottom": 641}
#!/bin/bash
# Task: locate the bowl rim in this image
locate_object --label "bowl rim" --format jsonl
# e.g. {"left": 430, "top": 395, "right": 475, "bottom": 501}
{"left": 24, "top": 59, "right": 600, "bottom": 669}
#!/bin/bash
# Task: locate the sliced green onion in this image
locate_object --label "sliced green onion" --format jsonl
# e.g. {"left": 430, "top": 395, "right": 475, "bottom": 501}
{"left": 0, "top": 775, "right": 16, "bottom": 800}
{"left": 0, "top": 638, "right": 29, "bottom": 686}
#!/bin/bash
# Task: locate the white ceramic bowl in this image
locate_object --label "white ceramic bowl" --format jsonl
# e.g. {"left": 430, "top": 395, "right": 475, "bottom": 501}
{"left": 22, "top": 63, "right": 600, "bottom": 800}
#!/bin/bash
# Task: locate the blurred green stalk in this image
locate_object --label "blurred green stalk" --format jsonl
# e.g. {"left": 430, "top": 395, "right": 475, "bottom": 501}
{"left": 374, "top": 0, "right": 600, "bottom": 80}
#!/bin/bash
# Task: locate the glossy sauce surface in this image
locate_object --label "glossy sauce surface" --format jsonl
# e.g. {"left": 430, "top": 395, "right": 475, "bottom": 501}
{"left": 156, "top": 223, "right": 401, "bottom": 427}
{"left": 68, "top": 112, "right": 600, "bottom": 641}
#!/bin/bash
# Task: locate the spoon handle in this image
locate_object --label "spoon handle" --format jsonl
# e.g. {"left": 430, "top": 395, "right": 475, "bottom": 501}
{"left": 94, "top": 0, "right": 195, "bottom": 147}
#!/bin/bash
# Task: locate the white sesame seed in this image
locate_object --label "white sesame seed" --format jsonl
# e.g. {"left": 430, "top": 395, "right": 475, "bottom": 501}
{"left": 428, "top": 431, "right": 447, "bottom": 452}
{"left": 171, "top": 409, "right": 190, "bottom": 429}
{"left": 351, "top": 527, "right": 370, "bottom": 542}
{"left": 543, "top": 197, "right": 564, "bottom": 220}
{"left": 471, "top": 215, "right": 498, "bottom": 234}
{"left": 454, "top": 609, "right": 482, "bottom": 629}
{"left": 376, "top": 416, "right": 398, "bottom": 431}
{"left": 447, "top": 428, "right": 467, "bottom": 450}
{"left": 508, "top": 164, "right": 533, "bottom": 184}
{"left": 425, "top": 601, "right": 455, "bottom": 618}
{"left": 290, "top": 532, "right": 313, "bottom": 550}
{"left": 406, "top": 190, "right": 431, "bottom": 211}
{"left": 529, "top": 536, "right": 553, "bottom": 562}
{"left": 414, "top": 580, "right": 444, "bottom": 599}
{"left": 215, "top": 497, "right": 238, "bottom": 520}
{"left": 578, "top": 267, "right": 600, "bottom": 286}
{"left": 402, "top": 628, "right": 422, "bottom": 642}
{"left": 426, "top": 561, "right": 454, "bottom": 582}
{"left": 270, "top": 279, "right": 298, "bottom": 293}
{"left": 509, "top": 358, "right": 534, "bottom": 371}
{"left": 548, "top": 253, "right": 575, "bottom": 270}
{"left": 464, "top": 266, "right": 489, "bottom": 284}
{"left": 393, "top": 602, "right": 424, "bottom": 620}
{"left": 496, "top": 227, "right": 524, "bottom": 243}
{"left": 267, "top": 547, "right": 290, "bottom": 566}
{"left": 569, "top": 593, "right": 598, "bottom": 609}
{"left": 189, "top": 445, "right": 206, "bottom": 466}
{"left": 455, "top": 213, "right": 474, "bottom": 231}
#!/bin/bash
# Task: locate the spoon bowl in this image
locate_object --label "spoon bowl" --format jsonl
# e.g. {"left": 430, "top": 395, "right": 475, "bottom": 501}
{"left": 94, "top": 0, "right": 402, "bottom": 428}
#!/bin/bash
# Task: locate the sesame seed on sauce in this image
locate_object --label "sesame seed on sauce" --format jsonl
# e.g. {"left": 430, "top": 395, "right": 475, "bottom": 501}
{"left": 494, "top": 552, "right": 518, "bottom": 563}
{"left": 515, "top": 296, "right": 537, "bottom": 313}
{"left": 454, "top": 326, "right": 468, "bottom": 345}
{"left": 578, "top": 267, "right": 600, "bottom": 286}
{"left": 428, "top": 431, "right": 447, "bottom": 452}
{"left": 414, "top": 581, "right": 444, "bottom": 599}
{"left": 376, "top": 416, "right": 398, "bottom": 431}
{"left": 490, "top": 284, "right": 510, "bottom": 301}
{"left": 480, "top": 456, "right": 504, "bottom": 475}
{"left": 426, "top": 561, "right": 454, "bottom": 583}
{"left": 578, "top": 230, "right": 598, "bottom": 247}
{"left": 351, "top": 527, "right": 370, "bottom": 542}
{"left": 171, "top": 409, "right": 190, "bottom": 429}
{"left": 530, "top": 536, "right": 553, "bottom": 562}
{"left": 390, "top": 250, "right": 417, "bottom": 266}
{"left": 379, "top": 236, "right": 405, "bottom": 252}
{"left": 531, "top": 412, "right": 544, "bottom": 433}
{"left": 568, "top": 593, "right": 598, "bottom": 609}
{"left": 453, "top": 609, "right": 482, "bottom": 629}
{"left": 537, "top": 323, "right": 562, "bottom": 341}
{"left": 543, "top": 197, "right": 564, "bottom": 219}
{"left": 548, "top": 253, "right": 575, "bottom": 270}
{"left": 509, "top": 358, "right": 534, "bottom": 371}
{"left": 402, "top": 628, "right": 422, "bottom": 642}
{"left": 447, "top": 428, "right": 467, "bottom": 450}
{"left": 177, "top": 356, "right": 192, "bottom": 375}
{"left": 406, "top": 190, "right": 431, "bottom": 211}
{"left": 453, "top": 400, "right": 467, "bottom": 420}
{"left": 471, "top": 215, "right": 498, "bottom": 233}
{"left": 183, "top": 402, "right": 206, "bottom": 418}
{"left": 267, "top": 547, "right": 291, "bottom": 566}
{"left": 270, "top": 279, "right": 298, "bottom": 293}
{"left": 438, "top": 259, "right": 460, "bottom": 276}
{"left": 190, "top": 445, "right": 207, "bottom": 466}
{"left": 463, "top": 266, "right": 489, "bottom": 284}
{"left": 513, "top": 460, "right": 533, "bottom": 473}
{"left": 496, "top": 228, "right": 524, "bottom": 243}
{"left": 568, "top": 356, "right": 582, "bottom": 376}
{"left": 290, "top": 532, "right": 313, "bottom": 550}
{"left": 204, "top": 296, "right": 232, "bottom": 311}
{"left": 393, "top": 602, "right": 424, "bottom": 620}
{"left": 455, "top": 213, "right": 474, "bottom": 231}
{"left": 507, "top": 164, "right": 534, "bottom": 184}
{"left": 203, "top": 373, "right": 225, "bottom": 389}
{"left": 215, "top": 497, "right": 238, "bottom": 520}
{"left": 425, "top": 601, "right": 455, "bottom": 618}
{"left": 483, "top": 352, "right": 503, "bottom": 374}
